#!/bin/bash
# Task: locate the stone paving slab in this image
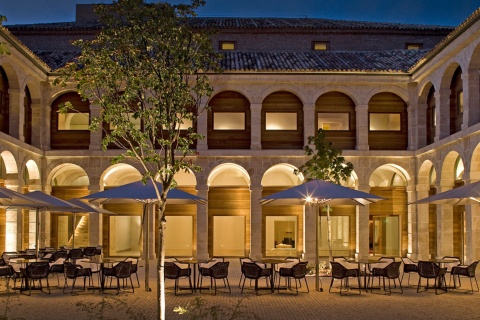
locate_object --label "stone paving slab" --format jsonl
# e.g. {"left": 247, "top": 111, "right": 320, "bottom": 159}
{"left": 0, "top": 259, "right": 479, "bottom": 319}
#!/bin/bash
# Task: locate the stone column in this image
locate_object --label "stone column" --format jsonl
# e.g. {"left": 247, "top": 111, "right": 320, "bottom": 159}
{"left": 88, "top": 184, "right": 102, "bottom": 246}
{"left": 196, "top": 97, "right": 208, "bottom": 151}
{"left": 89, "top": 104, "right": 103, "bottom": 150}
{"left": 8, "top": 88, "right": 22, "bottom": 140}
{"left": 250, "top": 103, "right": 262, "bottom": 150}
{"left": 414, "top": 184, "right": 431, "bottom": 260}
{"left": 30, "top": 100, "right": 43, "bottom": 148}
{"left": 355, "top": 104, "right": 369, "bottom": 151}
{"left": 303, "top": 202, "right": 317, "bottom": 262}
{"left": 435, "top": 89, "right": 450, "bottom": 141}
{"left": 196, "top": 183, "right": 209, "bottom": 260}
{"left": 436, "top": 181, "right": 454, "bottom": 258}
{"left": 249, "top": 183, "right": 263, "bottom": 260}
{"left": 356, "top": 182, "right": 370, "bottom": 258}
{"left": 303, "top": 103, "right": 316, "bottom": 145}
{"left": 463, "top": 70, "right": 480, "bottom": 128}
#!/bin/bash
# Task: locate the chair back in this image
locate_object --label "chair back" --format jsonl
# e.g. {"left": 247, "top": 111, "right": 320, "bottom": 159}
{"left": 64, "top": 262, "right": 78, "bottom": 279}
{"left": 401, "top": 257, "right": 418, "bottom": 272}
{"left": 330, "top": 261, "right": 347, "bottom": 279}
{"left": 242, "top": 262, "right": 263, "bottom": 280}
{"left": 26, "top": 262, "right": 50, "bottom": 279}
{"left": 164, "top": 261, "right": 181, "bottom": 279}
{"left": 124, "top": 257, "right": 138, "bottom": 273}
{"left": 418, "top": 261, "right": 443, "bottom": 278}
{"left": 292, "top": 261, "right": 308, "bottom": 279}
{"left": 95, "top": 245, "right": 102, "bottom": 256}
{"left": 51, "top": 250, "right": 68, "bottom": 262}
{"left": 68, "top": 248, "right": 83, "bottom": 260}
{"left": 114, "top": 261, "right": 132, "bottom": 279}
{"left": 83, "top": 247, "right": 96, "bottom": 257}
{"left": 465, "top": 260, "right": 479, "bottom": 277}
{"left": 211, "top": 261, "right": 229, "bottom": 279}
{"left": 385, "top": 261, "right": 402, "bottom": 279}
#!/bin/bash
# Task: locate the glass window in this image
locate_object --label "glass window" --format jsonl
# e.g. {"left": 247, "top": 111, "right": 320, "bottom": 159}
{"left": 457, "top": 90, "right": 464, "bottom": 114}
{"left": 265, "top": 216, "right": 297, "bottom": 256}
{"left": 213, "top": 112, "right": 245, "bottom": 130}
{"left": 372, "top": 216, "right": 399, "bottom": 256}
{"left": 213, "top": 216, "right": 245, "bottom": 256}
{"left": 369, "top": 113, "right": 401, "bottom": 131}
{"left": 312, "top": 41, "right": 329, "bottom": 51}
{"left": 109, "top": 215, "right": 142, "bottom": 257}
{"left": 109, "top": 113, "right": 141, "bottom": 130}
{"left": 406, "top": 43, "right": 422, "bottom": 50}
{"left": 58, "top": 113, "right": 89, "bottom": 130}
{"left": 265, "top": 112, "right": 297, "bottom": 130}
{"left": 165, "top": 216, "right": 193, "bottom": 257}
{"left": 220, "top": 41, "right": 235, "bottom": 50}
{"left": 319, "top": 216, "right": 350, "bottom": 256}
{"left": 318, "top": 113, "right": 349, "bottom": 130}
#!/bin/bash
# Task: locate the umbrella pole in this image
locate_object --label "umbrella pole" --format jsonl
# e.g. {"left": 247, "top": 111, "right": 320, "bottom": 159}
{"left": 35, "top": 208, "right": 40, "bottom": 258}
{"left": 72, "top": 213, "right": 76, "bottom": 248}
{"left": 315, "top": 204, "right": 320, "bottom": 291}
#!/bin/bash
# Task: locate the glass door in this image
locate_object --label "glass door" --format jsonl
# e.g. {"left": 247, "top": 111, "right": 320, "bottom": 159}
{"left": 371, "top": 216, "right": 400, "bottom": 256}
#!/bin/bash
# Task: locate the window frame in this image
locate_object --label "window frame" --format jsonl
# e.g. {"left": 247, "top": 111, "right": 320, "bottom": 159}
{"left": 368, "top": 112, "right": 402, "bottom": 131}
{"left": 265, "top": 112, "right": 298, "bottom": 131}
{"left": 57, "top": 112, "right": 90, "bottom": 131}
{"left": 213, "top": 112, "right": 246, "bottom": 130}
{"left": 317, "top": 112, "right": 350, "bottom": 131}
{"left": 312, "top": 41, "right": 330, "bottom": 51}
{"left": 219, "top": 41, "right": 236, "bottom": 51}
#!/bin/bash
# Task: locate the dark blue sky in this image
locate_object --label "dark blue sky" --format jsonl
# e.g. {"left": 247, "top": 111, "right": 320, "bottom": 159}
{"left": 1, "top": 0, "right": 479, "bottom": 26}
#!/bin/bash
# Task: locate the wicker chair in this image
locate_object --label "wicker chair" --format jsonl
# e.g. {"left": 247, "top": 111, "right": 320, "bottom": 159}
{"left": 369, "top": 261, "right": 403, "bottom": 295}
{"left": 400, "top": 257, "right": 418, "bottom": 286}
{"left": 417, "top": 261, "right": 447, "bottom": 294}
{"left": 164, "top": 261, "right": 192, "bottom": 295}
{"left": 24, "top": 262, "right": 51, "bottom": 295}
{"left": 63, "top": 261, "right": 92, "bottom": 295}
{"left": 240, "top": 262, "right": 272, "bottom": 295}
{"left": 124, "top": 257, "right": 140, "bottom": 288}
{"left": 0, "top": 265, "right": 14, "bottom": 292}
{"left": 68, "top": 248, "right": 84, "bottom": 261}
{"left": 82, "top": 247, "right": 97, "bottom": 260}
{"left": 198, "top": 261, "right": 231, "bottom": 295}
{"left": 277, "top": 261, "right": 309, "bottom": 295}
{"left": 49, "top": 257, "right": 66, "bottom": 287}
{"left": 103, "top": 261, "right": 134, "bottom": 294}
{"left": 450, "top": 260, "right": 479, "bottom": 293}
{"left": 329, "top": 261, "right": 361, "bottom": 295}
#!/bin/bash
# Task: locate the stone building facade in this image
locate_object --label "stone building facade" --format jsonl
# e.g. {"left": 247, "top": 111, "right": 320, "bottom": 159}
{"left": 0, "top": 5, "right": 479, "bottom": 263}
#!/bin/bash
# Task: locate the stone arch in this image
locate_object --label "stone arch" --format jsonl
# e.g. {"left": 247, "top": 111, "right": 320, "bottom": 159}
{"left": 49, "top": 163, "right": 89, "bottom": 187}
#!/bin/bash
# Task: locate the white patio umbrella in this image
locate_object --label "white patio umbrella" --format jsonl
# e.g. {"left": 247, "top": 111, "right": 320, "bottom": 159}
{"left": 9, "top": 190, "right": 85, "bottom": 258}
{"left": 413, "top": 180, "right": 480, "bottom": 205}
{"left": 82, "top": 180, "right": 206, "bottom": 291}
{"left": 260, "top": 179, "right": 385, "bottom": 291}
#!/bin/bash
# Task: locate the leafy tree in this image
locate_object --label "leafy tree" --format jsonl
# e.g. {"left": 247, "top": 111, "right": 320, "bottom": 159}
{"left": 54, "top": 1, "right": 221, "bottom": 319}
{"left": 295, "top": 129, "right": 353, "bottom": 264}
{"left": 0, "top": 15, "right": 11, "bottom": 55}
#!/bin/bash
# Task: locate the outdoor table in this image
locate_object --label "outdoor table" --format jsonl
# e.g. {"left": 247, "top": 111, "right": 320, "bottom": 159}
{"left": 176, "top": 258, "right": 209, "bottom": 292}
{"left": 423, "top": 258, "right": 458, "bottom": 290}
{"left": 260, "top": 258, "right": 289, "bottom": 292}
{"left": 8, "top": 258, "right": 47, "bottom": 291}
{"left": 346, "top": 258, "right": 388, "bottom": 292}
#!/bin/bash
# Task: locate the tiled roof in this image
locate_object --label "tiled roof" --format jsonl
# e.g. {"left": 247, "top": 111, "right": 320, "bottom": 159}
{"left": 187, "top": 17, "right": 454, "bottom": 31}
{"left": 220, "top": 50, "right": 428, "bottom": 73}
{"left": 35, "top": 49, "right": 427, "bottom": 73}
{"left": 5, "top": 17, "right": 454, "bottom": 32}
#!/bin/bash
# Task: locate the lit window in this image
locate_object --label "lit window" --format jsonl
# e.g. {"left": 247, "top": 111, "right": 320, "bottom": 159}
{"left": 109, "top": 113, "right": 141, "bottom": 130}
{"left": 369, "top": 113, "right": 401, "bottom": 131}
{"left": 266, "top": 216, "right": 297, "bottom": 253}
{"left": 265, "top": 112, "right": 297, "bottom": 130}
{"left": 406, "top": 43, "right": 422, "bottom": 50}
{"left": 319, "top": 216, "right": 349, "bottom": 256}
{"left": 318, "top": 113, "right": 349, "bottom": 130}
{"left": 162, "top": 113, "right": 193, "bottom": 130}
{"left": 220, "top": 41, "right": 235, "bottom": 50}
{"left": 457, "top": 90, "right": 464, "bottom": 114}
{"left": 58, "top": 113, "right": 89, "bottom": 130}
{"left": 213, "top": 112, "right": 245, "bottom": 130}
{"left": 312, "top": 41, "right": 329, "bottom": 51}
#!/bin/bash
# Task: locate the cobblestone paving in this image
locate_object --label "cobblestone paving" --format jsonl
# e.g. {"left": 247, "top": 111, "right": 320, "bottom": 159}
{"left": 1, "top": 259, "right": 480, "bottom": 320}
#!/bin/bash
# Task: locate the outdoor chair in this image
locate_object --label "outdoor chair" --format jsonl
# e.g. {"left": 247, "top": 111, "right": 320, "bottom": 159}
{"left": 63, "top": 261, "right": 92, "bottom": 295}
{"left": 124, "top": 257, "right": 140, "bottom": 288}
{"left": 275, "top": 257, "right": 300, "bottom": 285}
{"left": 238, "top": 257, "right": 254, "bottom": 287}
{"left": 103, "top": 261, "right": 134, "bottom": 294}
{"left": 68, "top": 248, "right": 83, "bottom": 261}
{"left": 417, "top": 261, "right": 447, "bottom": 295}
{"left": 277, "top": 261, "right": 309, "bottom": 295}
{"left": 198, "top": 261, "right": 231, "bottom": 295}
{"left": 49, "top": 257, "right": 66, "bottom": 286}
{"left": 24, "top": 262, "right": 51, "bottom": 295}
{"left": 0, "top": 265, "right": 14, "bottom": 292}
{"left": 82, "top": 247, "right": 97, "bottom": 260}
{"left": 369, "top": 261, "right": 403, "bottom": 295}
{"left": 197, "top": 257, "right": 223, "bottom": 289}
{"left": 401, "top": 257, "right": 418, "bottom": 286}
{"left": 240, "top": 262, "right": 272, "bottom": 295}
{"left": 164, "top": 261, "right": 192, "bottom": 295}
{"left": 450, "top": 260, "right": 479, "bottom": 293}
{"left": 329, "top": 261, "right": 361, "bottom": 295}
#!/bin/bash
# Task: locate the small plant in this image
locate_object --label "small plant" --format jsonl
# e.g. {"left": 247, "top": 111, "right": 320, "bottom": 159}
{"left": 174, "top": 297, "right": 260, "bottom": 320}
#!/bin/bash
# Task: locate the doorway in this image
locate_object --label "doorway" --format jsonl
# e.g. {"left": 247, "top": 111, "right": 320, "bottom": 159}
{"left": 369, "top": 216, "right": 400, "bottom": 256}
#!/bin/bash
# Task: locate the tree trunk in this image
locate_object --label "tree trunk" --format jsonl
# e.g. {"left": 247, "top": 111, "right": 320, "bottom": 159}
{"left": 157, "top": 208, "right": 166, "bottom": 320}
{"left": 326, "top": 205, "right": 333, "bottom": 264}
